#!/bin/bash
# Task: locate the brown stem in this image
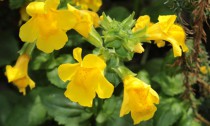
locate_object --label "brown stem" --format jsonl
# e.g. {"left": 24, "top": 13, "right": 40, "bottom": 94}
{"left": 195, "top": 112, "right": 210, "bottom": 126}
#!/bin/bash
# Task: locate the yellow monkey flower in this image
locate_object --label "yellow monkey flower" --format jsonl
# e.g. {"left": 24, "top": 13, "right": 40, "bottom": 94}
{"left": 72, "top": 0, "right": 102, "bottom": 12}
{"left": 58, "top": 47, "right": 114, "bottom": 107}
{"left": 120, "top": 75, "right": 159, "bottom": 124}
{"left": 19, "top": 0, "right": 77, "bottom": 53}
{"left": 133, "top": 15, "right": 188, "bottom": 57}
{"left": 5, "top": 54, "right": 35, "bottom": 95}
{"left": 67, "top": 4, "right": 100, "bottom": 38}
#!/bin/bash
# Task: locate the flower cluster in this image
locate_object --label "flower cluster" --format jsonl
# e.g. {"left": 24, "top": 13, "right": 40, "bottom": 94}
{"left": 19, "top": 0, "right": 100, "bottom": 53}
{"left": 4, "top": 0, "right": 189, "bottom": 125}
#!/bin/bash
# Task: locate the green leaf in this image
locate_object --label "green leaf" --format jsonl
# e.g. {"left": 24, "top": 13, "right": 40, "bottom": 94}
{"left": 31, "top": 51, "right": 52, "bottom": 70}
{"left": 27, "top": 96, "right": 47, "bottom": 126}
{"left": 96, "top": 97, "right": 121, "bottom": 124}
{"left": 5, "top": 89, "right": 47, "bottom": 126}
{"left": 9, "top": 0, "right": 25, "bottom": 9}
{"left": 115, "top": 46, "right": 134, "bottom": 61}
{"left": 0, "top": 31, "right": 19, "bottom": 67}
{"left": 144, "top": 58, "right": 163, "bottom": 77}
{"left": 0, "top": 95, "right": 12, "bottom": 126}
{"left": 177, "top": 108, "right": 201, "bottom": 126}
{"left": 154, "top": 98, "right": 184, "bottom": 126}
{"left": 161, "top": 50, "right": 181, "bottom": 74}
{"left": 40, "top": 86, "right": 93, "bottom": 126}
{"left": 96, "top": 96, "right": 136, "bottom": 126}
{"left": 47, "top": 68, "right": 67, "bottom": 89}
{"left": 152, "top": 72, "right": 185, "bottom": 96}
{"left": 140, "top": 120, "right": 154, "bottom": 126}
{"left": 0, "top": 86, "right": 20, "bottom": 125}
{"left": 107, "top": 6, "right": 130, "bottom": 21}
{"left": 137, "top": 70, "right": 151, "bottom": 84}
{"left": 105, "top": 71, "right": 121, "bottom": 87}
{"left": 105, "top": 40, "right": 122, "bottom": 49}
{"left": 31, "top": 52, "right": 73, "bottom": 70}
{"left": 56, "top": 54, "right": 74, "bottom": 65}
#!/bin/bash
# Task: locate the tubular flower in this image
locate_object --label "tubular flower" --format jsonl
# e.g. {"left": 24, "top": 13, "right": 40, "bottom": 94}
{"left": 5, "top": 54, "right": 35, "bottom": 95}
{"left": 72, "top": 0, "right": 102, "bottom": 12}
{"left": 19, "top": 0, "right": 77, "bottom": 53}
{"left": 120, "top": 75, "right": 159, "bottom": 124}
{"left": 58, "top": 47, "right": 114, "bottom": 107}
{"left": 133, "top": 15, "right": 188, "bottom": 57}
{"left": 67, "top": 4, "right": 100, "bottom": 38}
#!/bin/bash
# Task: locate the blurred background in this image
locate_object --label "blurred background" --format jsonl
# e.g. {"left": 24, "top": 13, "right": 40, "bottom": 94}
{"left": 0, "top": 0, "right": 209, "bottom": 126}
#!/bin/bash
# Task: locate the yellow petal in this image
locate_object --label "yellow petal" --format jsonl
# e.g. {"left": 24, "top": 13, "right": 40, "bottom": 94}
{"left": 88, "top": 0, "right": 102, "bottom": 12}
{"left": 148, "top": 88, "right": 160, "bottom": 104}
{"left": 5, "top": 66, "right": 21, "bottom": 82}
{"left": 28, "top": 77, "right": 35, "bottom": 89}
{"left": 48, "top": 30, "right": 68, "bottom": 50}
{"left": 82, "top": 54, "right": 106, "bottom": 70}
{"left": 87, "top": 11, "right": 100, "bottom": 27}
{"left": 168, "top": 24, "right": 188, "bottom": 52}
{"left": 72, "top": 0, "right": 102, "bottom": 12}
{"left": 146, "top": 23, "right": 162, "bottom": 40}
{"left": 165, "top": 37, "right": 182, "bottom": 57}
{"left": 74, "top": 21, "right": 92, "bottom": 38}
{"left": 13, "top": 77, "right": 29, "bottom": 95}
{"left": 120, "top": 90, "right": 130, "bottom": 117}
{"left": 132, "top": 15, "right": 150, "bottom": 32}
{"left": 67, "top": 4, "right": 77, "bottom": 12}
{"left": 64, "top": 69, "right": 96, "bottom": 107}
{"left": 134, "top": 43, "right": 144, "bottom": 53}
{"left": 56, "top": 10, "right": 77, "bottom": 30}
{"left": 19, "top": 19, "right": 38, "bottom": 43}
{"left": 36, "top": 37, "right": 51, "bottom": 53}
{"left": 95, "top": 73, "right": 114, "bottom": 98}
{"left": 158, "top": 15, "right": 176, "bottom": 33}
{"left": 155, "top": 40, "right": 165, "bottom": 47}
{"left": 73, "top": 47, "right": 82, "bottom": 62}
{"left": 26, "top": 2, "right": 45, "bottom": 16}
{"left": 58, "top": 63, "right": 80, "bottom": 82}
{"left": 36, "top": 30, "right": 68, "bottom": 53}
{"left": 131, "top": 105, "right": 157, "bottom": 124}
{"left": 44, "top": 0, "right": 59, "bottom": 11}
{"left": 64, "top": 82, "right": 95, "bottom": 107}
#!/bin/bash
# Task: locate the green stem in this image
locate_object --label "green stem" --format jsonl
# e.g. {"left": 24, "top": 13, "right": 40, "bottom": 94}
{"left": 140, "top": 45, "right": 150, "bottom": 65}
{"left": 113, "top": 65, "right": 136, "bottom": 79}
{"left": 19, "top": 43, "right": 35, "bottom": 56}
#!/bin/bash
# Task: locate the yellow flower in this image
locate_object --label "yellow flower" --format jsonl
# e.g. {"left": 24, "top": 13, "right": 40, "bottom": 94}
{"left": 133, "top": 15, "right": 188, "bottom": 57}
{"left": 58, "top": 47, "right": 114, "bottom": 107}
{"left": 19, "top": 0, "right": 77, "bottom": 53}
{"left": 67, "top": 4, "right": 100, "bottom": 38}
{"left": 120, "top": 75, "right": 159, "bottom": 124}
{"left": 200, "top": 66, "right": 210, "bottom": 74}
{"left": 72, "top": 0, "right": 102, "bottom": 12}
{"left": 5, "top": 54, "right": 35, "bottom": 95}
